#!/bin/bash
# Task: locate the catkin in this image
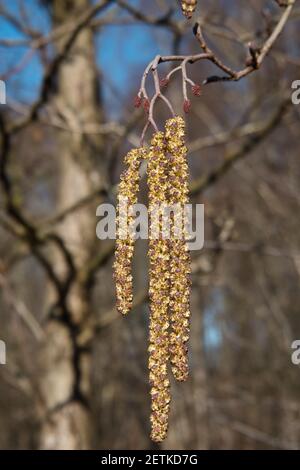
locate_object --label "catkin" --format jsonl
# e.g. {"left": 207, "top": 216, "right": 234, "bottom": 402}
{"left": 165, "top": 117, "right": 191, "bottom": 382}
{"left": 114, "top": 148, "right": 145, "bottom": 315}
{"left": 181, "top": 0, "right": 197, "bottom": 19}
{"left": 147, "top": 132, "right": 171, "bottom": 443}
{"left": 114, "top": 117, "right": 192, "bottom": 442}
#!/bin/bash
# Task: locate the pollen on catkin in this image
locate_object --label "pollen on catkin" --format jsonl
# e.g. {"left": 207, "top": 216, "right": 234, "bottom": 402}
{"left": 147, "top": 131, "right": 171, "bottom": 443}
{"left": 165, "top": 117, "right": 191, "bottom": 382}
{"left": 114, "top": 117, "right": 193, "bottom": 443}
{"left": 181, "top": 0, "right": 197, "bottom": 19}
{"left": 114, "top": 148, "right": 145, "bottom": 316}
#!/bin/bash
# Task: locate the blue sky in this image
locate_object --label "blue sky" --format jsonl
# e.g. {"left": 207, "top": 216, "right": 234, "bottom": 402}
{"left": 0, "top": 0, "right": 49, "bottom": 101}
{"left": 0, "top": 0, "right": 176, "bottom": 117}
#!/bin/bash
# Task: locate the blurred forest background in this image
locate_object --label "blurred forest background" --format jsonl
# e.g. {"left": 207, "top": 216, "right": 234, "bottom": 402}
{"left": 0, "top": 0, "right": 300, "bottom": 450}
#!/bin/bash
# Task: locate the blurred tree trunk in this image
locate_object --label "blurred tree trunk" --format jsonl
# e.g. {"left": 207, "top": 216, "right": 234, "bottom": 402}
{"left": 38, "top": 0, "right": 106, "bottom": 449}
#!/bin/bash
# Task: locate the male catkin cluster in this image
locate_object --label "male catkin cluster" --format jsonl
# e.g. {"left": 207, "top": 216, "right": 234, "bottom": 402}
{"left": 114, "top": 117, "right": 191, "bottom": 442}
{"left": 147, "top": 132, "right": 171, "bottom": 442}
{"left": 181, "top": 0, "right": 198, "bottom": 19}
{"left": 114, "top": 148, "right": 145, "bottom": 315}
{"left": 166, "top": 118, "right": 191, "bottom": 383}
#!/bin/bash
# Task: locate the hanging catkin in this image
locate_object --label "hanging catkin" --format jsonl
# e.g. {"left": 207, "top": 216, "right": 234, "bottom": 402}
{"left": 181, "top": 0, "right": 198, "bottom": 19}
{"left": 114, "top": 117, "right": 192, "bottom": 442}
{"left": 165, "top": 117, "right": 191, "bottom": 382}
{"left": 114, "top": 148, "right": 145, "bottom": 315}
{"left": 147, "top": 132, "right": 171, "bottom": 443}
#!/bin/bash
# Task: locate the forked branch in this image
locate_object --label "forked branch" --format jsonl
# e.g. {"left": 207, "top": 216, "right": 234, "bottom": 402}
{"left": 135, "top": 1, "right": 295, "bottom": 143}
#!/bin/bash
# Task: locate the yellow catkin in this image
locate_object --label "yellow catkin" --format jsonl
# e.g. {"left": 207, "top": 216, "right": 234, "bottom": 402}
{"left": 114, "top": 148, "right": 145, "bottom": 315}
{"left": 114, "top": 118, "right": 192, "bottom": 442}
{"left": 147, "top": 132, "right": 171, "bottom": 443}
{"left": 181, "top": 0, "right": 197, "bottom": 19}
{"left": 165, "top": 117, "right": 191, "bottom": 382}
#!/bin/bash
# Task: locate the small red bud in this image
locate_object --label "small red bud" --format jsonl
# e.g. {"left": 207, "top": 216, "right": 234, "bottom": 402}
{"left": 134, "top": 95, "right": 142, "bottom": 108}
{"left": 143, "top": 99, "right": 150, "bottom": 113}
{"left": 192, "top": 84, "right": 202, "bottom": 97}
{"left": 160, "top": 77, "right": 169, "bottom": 88}
{"left": 183, "top": 99, "right": 191, "bottom": 114}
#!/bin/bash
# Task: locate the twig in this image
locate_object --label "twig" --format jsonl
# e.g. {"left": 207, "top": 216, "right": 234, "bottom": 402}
{"left": 135, "top": 2, "right": 295, "bottom": 140}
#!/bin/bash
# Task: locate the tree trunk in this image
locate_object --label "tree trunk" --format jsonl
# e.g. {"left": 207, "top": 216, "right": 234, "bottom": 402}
{"left": 38, "top": 0, "right": 105, "bottom": 449}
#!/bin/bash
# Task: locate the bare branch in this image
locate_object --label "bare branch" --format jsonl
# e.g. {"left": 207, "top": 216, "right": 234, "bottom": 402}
{"left": 134, "top": 2, "right": 295, "bottom": 140}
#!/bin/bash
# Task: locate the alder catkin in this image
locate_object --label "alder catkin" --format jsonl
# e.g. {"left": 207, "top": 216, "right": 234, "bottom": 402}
{"left": 181, "top": 0, "right": 198, "bottom": 19}
{"left": 114, "top": 148, "right": 145, "bottom": 315}
{"left": 114, "top": 118, "right": 192, "bottom": 443}
{"left": 165, "top": 117, "right": 191, "bottom": 382}
{"left": 147, "top": 132, "right": 171, "bottom": 443}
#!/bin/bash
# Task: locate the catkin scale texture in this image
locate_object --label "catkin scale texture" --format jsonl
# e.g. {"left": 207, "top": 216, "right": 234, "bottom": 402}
{"left": 181, "top": 0, "right": 197, "bottom": 19}
{"left": 165, "top": 117, "right": 191, "bottom": 382}
{"left": 147, "top": 132, "right": 171, "bottom": 443}
{"left": 114, "top": 148, "right": 145, "bottom": 315}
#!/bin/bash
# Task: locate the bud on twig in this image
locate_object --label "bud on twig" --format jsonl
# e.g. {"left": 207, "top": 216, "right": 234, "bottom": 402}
{"left": 183, "top": 99, "right": 191, "bottom": 114}
{"left": 246, "top": 42, "right": 260, "bottom": 68}
{"left": 134, "top": 95, "right": 142, "bottom": 108}
{"left": 160, "top": 77, "right": 169, "bottom": 89}
{"left": 192, "top": 84, "right": 202, "bottom": 96}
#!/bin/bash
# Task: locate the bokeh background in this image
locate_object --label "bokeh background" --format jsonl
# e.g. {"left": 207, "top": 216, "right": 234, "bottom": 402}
{"left": 0, "top": 0, "right": 300, "bottom": 450}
